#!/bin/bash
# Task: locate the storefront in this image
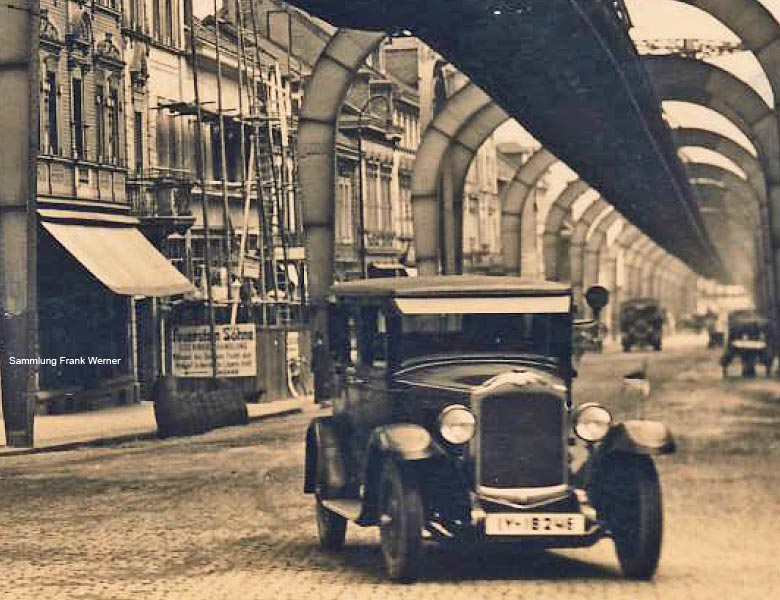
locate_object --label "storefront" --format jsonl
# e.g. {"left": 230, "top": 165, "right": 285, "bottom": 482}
{"left": 36, "top": 209, "right": 193, "bottom": 412}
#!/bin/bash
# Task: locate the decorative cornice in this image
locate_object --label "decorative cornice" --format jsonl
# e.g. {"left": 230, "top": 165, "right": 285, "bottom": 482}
{"left": 39, "top": 9, "right": 62, "bottom": 45}
{"left": 95, "top": 32, "right": 125, "bottom": 70}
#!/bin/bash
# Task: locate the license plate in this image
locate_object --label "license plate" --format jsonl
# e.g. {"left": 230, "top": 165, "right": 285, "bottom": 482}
{"left": 485, "top": 513, "right": 586, "bottom": 536}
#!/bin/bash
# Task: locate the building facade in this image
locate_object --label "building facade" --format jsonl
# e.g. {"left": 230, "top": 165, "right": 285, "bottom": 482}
{"left": 33, "top": 0, "right": 191, "bottom": 413}
{"left": 25, "top": 0, "right": 510, "bottom": 413}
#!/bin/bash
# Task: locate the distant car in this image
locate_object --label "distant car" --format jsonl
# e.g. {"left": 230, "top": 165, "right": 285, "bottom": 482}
{"left": 720, "top": 310, "right": 773, "bottom": 377}
{"left": 619, "top": 298, "right": 664, "bottom": 352}
{"left": 574, "top": 319, "right": 606, "bottom": 356}
{"left": 305, "top": 276, "right": 675, "bottom": 582}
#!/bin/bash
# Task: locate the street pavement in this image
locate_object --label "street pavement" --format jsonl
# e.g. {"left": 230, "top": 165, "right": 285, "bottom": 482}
{"left": 0, "top": 398, "right": 306, "bottom": 454}
{"left": 0, "top": 335, "right": 778, "bottom": 599}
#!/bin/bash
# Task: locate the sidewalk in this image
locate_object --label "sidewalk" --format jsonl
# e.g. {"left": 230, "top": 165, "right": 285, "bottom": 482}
{"left": 0, "top": 396, "right": 310, "bottom": 457}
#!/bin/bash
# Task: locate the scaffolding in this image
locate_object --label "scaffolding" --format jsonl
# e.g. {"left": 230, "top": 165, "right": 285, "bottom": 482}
{"left": 168, "top": 1, "right": 304, "bottom": 329}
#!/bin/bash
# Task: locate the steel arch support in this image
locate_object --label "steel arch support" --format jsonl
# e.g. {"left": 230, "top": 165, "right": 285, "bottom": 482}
{"left": 501, "top": 149, "right": 558, "bottom": 276}
{"left": 543, "top": 179, "right": 591, "bottom": 280}
{"left": 584, "top": 210, "right": 622, "bottom": 292}
{"left": 674, "top": 127, "right": 766, "bottom": 201}
{"left": 645, "top": 54, "right": 780, "bottom": 316}
{"left": 677, "top": 0, "right": 780, "bottom": 98}
{"left": 411, "top": 83, "right": 493, "bottom": 275}
{"left": 298, "top": 28, "right": 385, "bottom": 354}
{"left": 444, "top": 103, "right": 509, "bottom": 273}
{"left": 570, "top": 198, "right": 609, "bottom": 315}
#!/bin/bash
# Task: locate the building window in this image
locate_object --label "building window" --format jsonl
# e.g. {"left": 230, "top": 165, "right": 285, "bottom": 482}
{"left": 134, "top": 111, "right": 144, "bottom": 174}
{"left": 156, "top": 105, "right": 169, "bottom": 168}
{"left": 152, "top": 0, "right": 161, "bottom": 40}
{"left": 225, "top": 123, "right": 240, "bottom": 182}
{"left": 365, "top": 163, "right": 379, "bottom": 233}
{"left": 108, "top": 87, "right": 120, "bottom": 164}
{"left": 467, "top": 198, "right": 477, "bottom": 254}
{"left": 164, "top": 0, "right": 175, "bottom": 46}
{"left": 398, "top": 173, "right": 413, "bottom": 240}
{"left": 95, "top": 85, "right": 105, "bottom": 161}
{"left": 210, "top": 123, "right": 222, "bottom": 180}
{"left": 43, "top": 70, "right": 59, "bottom": 155}
{"left": 380, "top": 168, "right": 393, "bottom": 234}
{"left": 72, "top": 77, "right": 85, "bottom": 159}
{"left": 336, "top": 173, "right": 354, "bottom": 244}
{"left": 168, "top": 113, "right": 178, "bottom": 169}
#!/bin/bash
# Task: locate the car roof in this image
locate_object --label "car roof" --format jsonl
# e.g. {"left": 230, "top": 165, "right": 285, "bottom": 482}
{"left": 331, "top": 275, "right": 571, "bottom": 299}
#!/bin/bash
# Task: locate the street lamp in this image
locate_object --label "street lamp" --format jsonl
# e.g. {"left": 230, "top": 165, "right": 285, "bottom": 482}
{"left": 356, "top": 94, "right": 393, "bottom": 278}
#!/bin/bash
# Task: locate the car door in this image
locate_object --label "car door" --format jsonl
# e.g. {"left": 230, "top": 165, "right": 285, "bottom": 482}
{"left": 345, "top": 304, "right": 393, "bottom": 478}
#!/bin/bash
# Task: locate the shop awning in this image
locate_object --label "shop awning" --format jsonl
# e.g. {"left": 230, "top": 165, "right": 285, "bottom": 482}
{"left": 41, "top": 221, "right": 195, "bottom": 297}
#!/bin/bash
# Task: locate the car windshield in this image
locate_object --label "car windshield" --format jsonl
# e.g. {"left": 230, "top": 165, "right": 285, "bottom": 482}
{"left": 396, "top": 312, "right": 571, "bottom": 364}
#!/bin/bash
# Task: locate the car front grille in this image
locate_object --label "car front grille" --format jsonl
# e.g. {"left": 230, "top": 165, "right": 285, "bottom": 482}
{"left": 476, "top": 390, "right": 565, "bottom": 490}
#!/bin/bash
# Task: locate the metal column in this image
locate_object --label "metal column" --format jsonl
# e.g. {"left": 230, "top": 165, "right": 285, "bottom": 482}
{"left": 0, "top": 0, "right": 39, "bottom": 446}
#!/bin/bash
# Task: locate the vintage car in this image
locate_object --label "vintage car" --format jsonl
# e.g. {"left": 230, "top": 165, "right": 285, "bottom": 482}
{"left": 304, "top": 276, "right": 675, "bottom": 582}
{"left": 720, "top": 310, "right": 774, "bottom": 377}
{"left": 619, "top": 298, "right": 664, "bottom": 352}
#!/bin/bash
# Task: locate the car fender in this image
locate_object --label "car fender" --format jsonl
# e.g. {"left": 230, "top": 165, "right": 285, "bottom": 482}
{"left": 601, "top": 420, "right": 676, "bottom": 456}
{"left": 303, "top": 416, "right": 350, "bottom": 497}
{"left": 358, "top": 424, "right": 446, "bottom": 525}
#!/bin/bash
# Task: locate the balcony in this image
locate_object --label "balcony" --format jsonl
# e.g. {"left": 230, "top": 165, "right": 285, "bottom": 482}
{"left": 37, "top": 155, "right": 127, "bottom": 205}
{"left": 128, "top": 168, "right": 196, "bottom": 241}
{"left": 365, "top": 229, "right": 396, "bottom": 251}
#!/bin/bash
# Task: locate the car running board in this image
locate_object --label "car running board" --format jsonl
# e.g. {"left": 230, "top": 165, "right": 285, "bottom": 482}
{"left": 321, "top": 498, "right": 363, "bottom": 521}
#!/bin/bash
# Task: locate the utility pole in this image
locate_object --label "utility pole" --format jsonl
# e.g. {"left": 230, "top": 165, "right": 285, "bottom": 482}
{"left": 231, "top": 0, "right": 254, "bottom": 326}
{"left": 213, "top": 0, "right": 233, "bottom": 305}
{"left": 0, "top": 0, "right": 39, "bottom": 447}
{"left": 186, "top": 0, "right": 218, "bottom": 378}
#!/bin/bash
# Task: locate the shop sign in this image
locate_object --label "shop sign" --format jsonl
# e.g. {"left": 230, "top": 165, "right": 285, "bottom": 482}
{"left": 172, "top": 324, "right": 256, "bottom": 378}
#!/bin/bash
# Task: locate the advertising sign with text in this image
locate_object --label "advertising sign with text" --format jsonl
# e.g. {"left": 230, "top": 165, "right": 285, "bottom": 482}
{"left": 172, "top": 324, "right": 256, "bottom": 378}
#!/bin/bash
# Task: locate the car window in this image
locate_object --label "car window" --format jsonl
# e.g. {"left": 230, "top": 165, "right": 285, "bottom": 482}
{"left": 398, "top": 312, "right": 570, "bottom": 364}
{"left": 357, "top": 306, "right": 390, "bottom": 368}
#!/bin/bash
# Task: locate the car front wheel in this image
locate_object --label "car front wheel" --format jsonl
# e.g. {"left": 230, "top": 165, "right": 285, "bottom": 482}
{"left": 379, "top": 461, "right": 424, "bottom": 582}
{"left": 316, "top": 498, "right": 347, "bottom": 550}
{"left": 601, "top": 454, "right": 663, "bottom": 580}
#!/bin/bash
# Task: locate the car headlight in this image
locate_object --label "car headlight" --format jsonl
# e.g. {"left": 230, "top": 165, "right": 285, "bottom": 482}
{"left": 573, "top": 403, "right": 612, "bottom": 442}
{"left": 439, "top": 404, "right": 476, "bottom": 445}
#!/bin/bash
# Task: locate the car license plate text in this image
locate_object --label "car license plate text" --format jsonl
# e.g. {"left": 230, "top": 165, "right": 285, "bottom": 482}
{"left": 485, "top": 513, "right": 586, "bottom": 536}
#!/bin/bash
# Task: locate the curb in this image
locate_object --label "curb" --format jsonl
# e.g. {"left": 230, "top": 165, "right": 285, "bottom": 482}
{"left": 0, "top": 405, "right": 303, "bottom": 458}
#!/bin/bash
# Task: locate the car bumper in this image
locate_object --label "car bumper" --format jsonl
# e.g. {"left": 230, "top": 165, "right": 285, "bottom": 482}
{"left": 429, "top": 488, "right": 605, "bottom": 548}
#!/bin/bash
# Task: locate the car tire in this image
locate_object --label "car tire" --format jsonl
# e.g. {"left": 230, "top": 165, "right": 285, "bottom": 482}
{"left": 379, "top": 461, "right": 424, "bottom": 583}
{"left": 601, "top": 454, "right": 663, "bottom": 580}
{"left": 316, "top": 498, "right": 347, "bottom": 551}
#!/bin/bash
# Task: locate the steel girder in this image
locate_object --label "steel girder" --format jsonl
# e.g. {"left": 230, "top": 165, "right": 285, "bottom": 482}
{"left": 287, "top": 0, "right": 723, "bottom": 278}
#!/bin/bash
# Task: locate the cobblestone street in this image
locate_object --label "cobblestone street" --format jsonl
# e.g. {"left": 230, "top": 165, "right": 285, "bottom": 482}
{"left": 0, "top": 335, "right": 778, "bottom": 600}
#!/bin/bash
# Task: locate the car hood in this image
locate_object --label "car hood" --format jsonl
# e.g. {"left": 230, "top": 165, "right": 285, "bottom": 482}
{"left": 392, "top": 355, "right": 566, "bottom": 394}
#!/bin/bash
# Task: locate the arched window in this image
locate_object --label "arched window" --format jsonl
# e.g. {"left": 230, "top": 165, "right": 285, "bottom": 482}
{"left": 41, "top": 56, "right": 60, "bottom": 155}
